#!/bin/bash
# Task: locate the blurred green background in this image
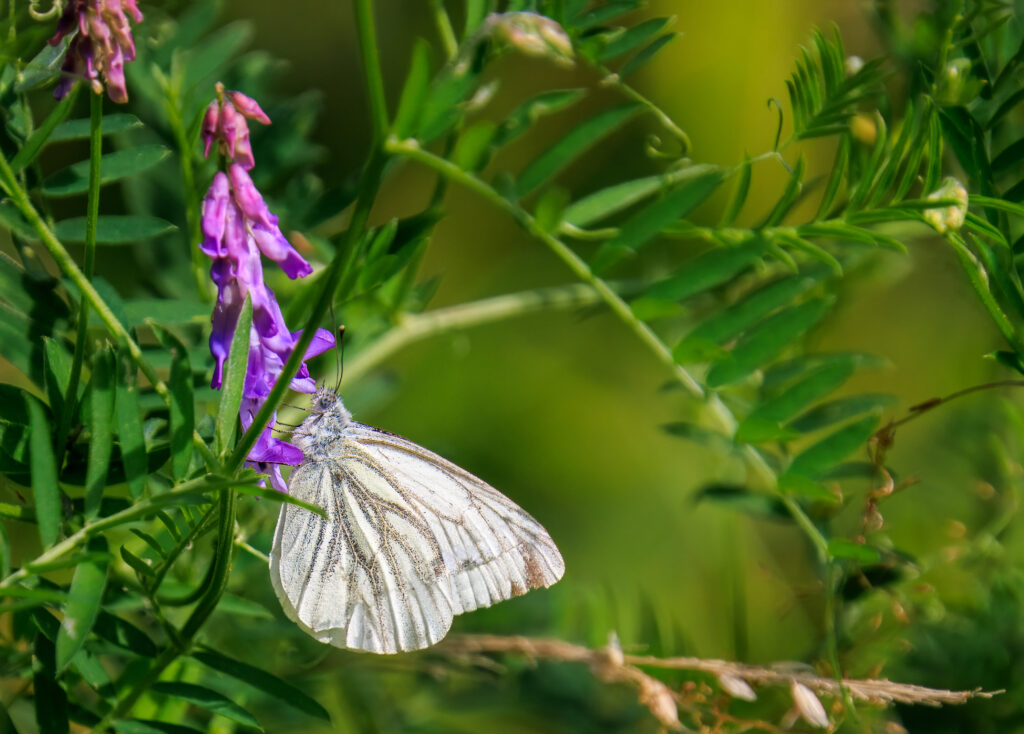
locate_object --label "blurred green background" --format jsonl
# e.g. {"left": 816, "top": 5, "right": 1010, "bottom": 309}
{"left": 5, "top": 0, "right": 1020, "bottom": 731}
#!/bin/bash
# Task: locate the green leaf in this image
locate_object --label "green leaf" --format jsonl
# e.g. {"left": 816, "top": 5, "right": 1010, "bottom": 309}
{"left": 533, "top": 187, "right": 571, "bottom": 233}
{"left": 706, "top": 298, "right": 832, "bottom": 388}
{"left": 597, "top": 16, "right": 674, "bottom": 62}
{"left": 693, "top": 483, "right": 789, "bottom": 519}
{"left": 10, "top": 88, "right": 80, "bottom": 173}
{"left": 494, "top": 88, "right": 586, "bottom": 148}
{"left": 828, "top": 538, "right": 882, "bottom": 563}
{"left": 592, "top": 166, "right": 726, "bottom": 272}
{"left": 464, "top": 0, "right": 495, "bottom": 37}
{"left": 786, "top": 414, "right": 879, "bottom": 478}
{"left": 762, "top": 352, "right": 887, "bottom": 393}
{"left": 55, "top": 538, "right": 109, "bottom": 671}
{"left": 50, "top": 113, "right": 143, "bottom": 142}
{"left": 129, "top": 529, "right": 167, "bottom": 558}
{"left": 152, "top": 327, "right": 195, "bottom": 480}
{"left": 41, "top": 338, "right": 73, "bottom": 427}
{"left": 54, "top": 216, "right": 176, "bottom": 244}
{"left": 115, "top": 350, "right": 147, "bottom": 499}
{"left": 417, "top": 54, "right": 485, "bottom": 143}
{"left": 564, "top": 164, "right": 717, "bottom": 229}
{"left": 619, "top": 32, "right": 677, "bottom": 78}
{"left": 392, "top": 38, "right": 433, "bottom": 140}
{"left": 778, "top": 473, "right": 838, "bottom": 503}
{"left": 789, "top": 393, "right": 896, "bottom": 433}
{"left": 192, "top": 647, "right": 331, "bottom": 721}
{"left": 452, "top": 121, "right": 498, "bottom": 172}
{"left": 514, "top": 103, "right": 641, "bottom": 197}
{"left": 217, "top": 296, "right": 251, "bottom": 456}
{"left": 740, "top": 362, "right": 855, "bottom": 439}
{"left": 0, "top": 202, "right": 36, "bottom": 240}
{"left": 15, "top": 31, "right": 73, "bottom": 92}
{"left": 762, "top": 155, "right": 806, "bottom": 226}
{"left": 120, "top": 546, "right": 154, "bottom": 579}
{"left": 573, "top": 1, "right": 642, "bottom": 30}
{"left": 644, "top": 241, "right": 764, "bottom": 302}
{"left": 151, "top": 682, "right": 261, "bottom": 729}
{"left": 43, "top": 146, "right": 172, "bottom": 197}
{"left": 26, "top": 395, "right": 61, "bottom": 548}
{"left": 673, "top": 270, "right": 824, "bottom": 364}
{"left": 85, "top": 348, "right": 116, "bottom": 519}
{"left": 719, "top": 156, "right": 753, "bottom": 227}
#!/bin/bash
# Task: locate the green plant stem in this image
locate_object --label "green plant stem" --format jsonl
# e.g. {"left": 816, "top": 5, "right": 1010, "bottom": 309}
{"left": 946, "top": 231, "right": 1024, "bottom": 353}
{"left": 56, "top": 92, "right": 103, "bottom": 463}
{"left": 346, "top": 283, "right": 604, "bottom": 385}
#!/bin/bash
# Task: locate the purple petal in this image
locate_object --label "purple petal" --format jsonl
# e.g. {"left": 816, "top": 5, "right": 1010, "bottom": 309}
{"left": 250, "top": 221, "right": 312, "bottom": 279}
{"left": 199, "top": 172, "right": 230, "bottom": 257}
{"left": 227, "top": 164, "right": 273, "bottom": 227}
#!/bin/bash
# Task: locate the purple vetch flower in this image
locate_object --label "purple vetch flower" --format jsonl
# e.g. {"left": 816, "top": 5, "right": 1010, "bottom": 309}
{"left": 50, "top": 0, "right": 143, "bottom": 103}
{"left": 199, "top": 90, "right": 334, "bottom": 492}
{"left": 201, "top": 83, "right": 271, "bottom": 170}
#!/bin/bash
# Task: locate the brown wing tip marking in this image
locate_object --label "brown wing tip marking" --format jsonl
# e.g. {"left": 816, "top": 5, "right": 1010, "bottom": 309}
{"left": 523, "top": 550, "right": 549, "bottom": 591}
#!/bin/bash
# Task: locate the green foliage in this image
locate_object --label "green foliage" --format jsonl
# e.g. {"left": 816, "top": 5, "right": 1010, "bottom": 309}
{"left": 2, "top": 0, "right": 1024, "bottom": 732}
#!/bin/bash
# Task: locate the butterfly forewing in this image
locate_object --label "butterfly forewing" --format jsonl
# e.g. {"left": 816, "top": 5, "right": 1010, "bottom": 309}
{"left": 270, "top": 415, "right": 565, "bottom": 655}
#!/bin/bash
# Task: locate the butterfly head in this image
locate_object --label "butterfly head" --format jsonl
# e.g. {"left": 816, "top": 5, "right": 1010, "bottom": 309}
{"left": 295, "top": 387, "right": 353, "bottom": 455}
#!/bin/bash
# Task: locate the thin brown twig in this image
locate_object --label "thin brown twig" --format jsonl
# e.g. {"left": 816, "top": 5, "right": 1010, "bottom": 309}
{"left": 439, "top": 634, "right": 1000, "bottom": 731}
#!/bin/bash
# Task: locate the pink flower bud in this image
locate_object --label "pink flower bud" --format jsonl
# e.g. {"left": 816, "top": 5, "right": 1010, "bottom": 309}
{"left": 228, "top": 90, "right": 272, "bottom": 125}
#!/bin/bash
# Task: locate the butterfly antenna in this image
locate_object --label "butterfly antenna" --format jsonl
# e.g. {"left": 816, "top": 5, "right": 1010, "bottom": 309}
{"left": 334, "top": 324, "right": 346, "bottom": 392}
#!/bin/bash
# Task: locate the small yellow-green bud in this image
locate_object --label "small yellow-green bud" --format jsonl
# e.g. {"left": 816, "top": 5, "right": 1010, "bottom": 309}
{"left": 923, "top": 177, "right": 968, "bottom": 234}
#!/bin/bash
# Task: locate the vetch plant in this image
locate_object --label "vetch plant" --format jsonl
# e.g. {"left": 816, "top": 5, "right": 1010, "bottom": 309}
{"left": 0, "top": 1, "right": 1022, "bottom": 732}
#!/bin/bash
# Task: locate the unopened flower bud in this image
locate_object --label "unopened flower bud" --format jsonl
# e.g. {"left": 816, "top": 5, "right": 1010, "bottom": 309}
{"left": 490, "top": 12, "right": 574, "bottom": 66}
{"left": 923, "top": 177, "right": 968, "bottom": 234}
{"left": 718, "top": 673, "right": 757, "bottom": 701}
{"left": 790, "top": 681, "right": 829, "bottom": 729}
{"left": 845, "top": 55, "right": 863, "bottom": 75}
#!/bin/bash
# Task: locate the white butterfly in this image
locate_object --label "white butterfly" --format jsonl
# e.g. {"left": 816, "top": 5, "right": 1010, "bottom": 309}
{"left": 269, "top": 387, "right": 565, "bottom": 654}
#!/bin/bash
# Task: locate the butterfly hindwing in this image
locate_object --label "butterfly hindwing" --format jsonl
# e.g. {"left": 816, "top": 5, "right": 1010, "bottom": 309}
{"left": 270, "top": 421, "right": 565, "bottom": 654}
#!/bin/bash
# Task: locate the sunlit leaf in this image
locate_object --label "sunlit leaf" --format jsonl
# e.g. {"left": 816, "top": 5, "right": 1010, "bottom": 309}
{"left": 619, "top": 32, "right": 677, "bottom": 78}
{"left": 55, "top": 538, "right": 109, "bottom": 671}
{"left": 494, "top": 88, "right": 586, "bottom": 147}
{"left": 597, "top": 16, "right": 673, "bottom": 62}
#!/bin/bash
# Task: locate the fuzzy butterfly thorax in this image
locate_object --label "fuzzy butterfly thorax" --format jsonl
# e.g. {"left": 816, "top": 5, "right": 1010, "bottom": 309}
{"left": 295, "top": 388, "right": 354, "bottom": 457}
